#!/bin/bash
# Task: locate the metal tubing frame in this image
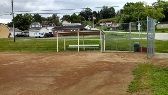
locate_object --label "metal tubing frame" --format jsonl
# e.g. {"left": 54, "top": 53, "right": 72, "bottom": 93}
{"left": 57, "top": 31, "right": 59, "bottom": 52}
{"left": 78, "top": 30, "right": 80, "bottom": 52}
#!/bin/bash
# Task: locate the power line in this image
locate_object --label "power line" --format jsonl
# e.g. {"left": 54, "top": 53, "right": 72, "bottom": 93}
{"left": 13, "top": 0, "right": 64, "bottom": 2}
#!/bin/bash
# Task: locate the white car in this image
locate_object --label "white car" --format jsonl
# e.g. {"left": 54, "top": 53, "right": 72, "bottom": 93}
{"left": 34, "top": 32, "right": 45, "bottom": 38}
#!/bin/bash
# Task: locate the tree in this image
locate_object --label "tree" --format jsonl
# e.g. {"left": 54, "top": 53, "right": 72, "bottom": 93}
{"left": 120, "top": 2, "right": 164, "bottom": 23}
{"left": 70, "top": 13, "right": 84, "bottom": 23}
{"left": 152, "top": 0, "right": 165, "bottom": 7}
{"left": 100, "top": 6, "right": 115, "bottom": 19}
{"left": 22, "top": 14, "right": 34, "bottom": 30}
{"left": 92, "top": 11, "right": 100, "bottom": 24}
{"left": 79, "top": 8, "right": 93, "bottom": 21}
{"left": 61, "top": 15, "right": 71, "bottom": 22}
{"left": 33, "top": 14, "right": 42, "bottom": 23}
{"left": 47, "top": 14, "right": 60, "bottom": 25}
{"left": 153, "top": 1, "right": 168, "bottom": 22}
{"left": 12, "top": 14, "right": 33, "bottom": 31}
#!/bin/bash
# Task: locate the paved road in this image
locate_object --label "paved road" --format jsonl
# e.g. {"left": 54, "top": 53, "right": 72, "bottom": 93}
{"left": 105, "top": 31, "right": 168, "bottom": 41}
{"left": 155, "top": 33, "right": 168, "bottom": 41}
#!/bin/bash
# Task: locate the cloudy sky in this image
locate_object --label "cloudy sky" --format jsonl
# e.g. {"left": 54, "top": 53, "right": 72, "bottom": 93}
{"left": 0, "top": 0, "right": 157, "bottom": 23}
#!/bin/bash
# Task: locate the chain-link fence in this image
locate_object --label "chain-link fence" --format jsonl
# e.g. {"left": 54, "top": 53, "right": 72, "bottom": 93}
{"left": 103, "top": 21, "right": 148, "bottom": 52}
{"left": 102, "top": 17, "right": 155, "bottom": 59}
{"left": 147, "top": 17, "right": 155, "bottom": 59}
{"left": 103, "top": 23, "right": 131, "bottom": 52}
{"left": 129, "top": 20, "right": 148, "bottom": 53}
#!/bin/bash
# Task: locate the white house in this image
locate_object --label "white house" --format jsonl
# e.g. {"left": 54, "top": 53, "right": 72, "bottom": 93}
{"left": 29, "top": 22, "right": 42, "bottom": 37}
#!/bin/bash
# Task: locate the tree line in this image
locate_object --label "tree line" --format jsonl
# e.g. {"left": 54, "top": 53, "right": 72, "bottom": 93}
{"left": 8, "top": 0, "right": 168, "bottom": 31}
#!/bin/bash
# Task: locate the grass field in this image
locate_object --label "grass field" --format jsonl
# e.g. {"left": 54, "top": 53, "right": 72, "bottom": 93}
{"left": 156, "top": 29, "right": 168, "bottom": 33}
{"left": 129, "top": 63, "right": 168, "bottom": 95}
{"left": 0, "top": 36, "right": 167, "bottom": 53}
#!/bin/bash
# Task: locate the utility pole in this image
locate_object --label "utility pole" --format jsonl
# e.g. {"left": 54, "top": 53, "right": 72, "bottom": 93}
{"left": 11, "top": 0, "right": 15, "bottom": 42}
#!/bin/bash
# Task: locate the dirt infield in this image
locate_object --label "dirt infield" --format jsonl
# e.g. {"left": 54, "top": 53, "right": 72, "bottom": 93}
{"left": 0, "top": 52, "right": 151, "bottom": 95}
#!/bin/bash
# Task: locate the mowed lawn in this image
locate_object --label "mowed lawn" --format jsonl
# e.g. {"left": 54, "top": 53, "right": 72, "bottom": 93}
{"left": 129, "top": 63, "right": 168, "bottom": 95}
{"left": 0, "top": 37, "right": 168, "bottom": 53}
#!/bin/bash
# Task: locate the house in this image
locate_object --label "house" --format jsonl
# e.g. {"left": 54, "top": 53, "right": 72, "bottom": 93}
{"left": 63, "top": 23, "right": 82, "bottom": 26}
{"left": 156, "top": 22, "right": 168, "bottom": 29}
{"left": 0, "top": 24, "right": 9, "bottom": 38}
{"left": 30, "top": 22, "right": 42, "bottom": 28}
{"left": 29, "top": 22, "right": 42, "bottom": 37}
{"left": 62, "top": 20, "right": 82, "bottom": 26}
{"left": 100, "top": 20, "right": 112, "bottom": 27}
{"left": 41, "top": 21, "right": 56, "bottom": 27}
{"left": 9, "top": 27, "right": 22, "bottom": 37}
{"left": 62, "top": 20, "right": 71, "bottom": 26}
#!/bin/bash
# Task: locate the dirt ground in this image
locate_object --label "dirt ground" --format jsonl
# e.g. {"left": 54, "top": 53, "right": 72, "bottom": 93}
{"left": 0, "top": 52, "right": 166, "bottom": 95}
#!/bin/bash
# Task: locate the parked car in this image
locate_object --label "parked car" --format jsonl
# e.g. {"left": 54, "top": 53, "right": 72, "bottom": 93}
{"left": 16, "top": 33, "right": 29, "bottom": 37}
{"left": 35, "top": 32, "right": 54, "bottom": 38}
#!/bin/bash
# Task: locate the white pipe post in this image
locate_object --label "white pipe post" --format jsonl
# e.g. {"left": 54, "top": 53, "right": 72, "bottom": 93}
{"left": 100, "top": 30, "right": 103, "bottom": 52}
{"left": 64, "top": 37, "right": 66, "bottom": 51}
{"left": 57, "top": 31, "right": 58, "bottom": 52}
{"left": 83, "top": 35, "right": 85, "bottom": 50}
{"left": 104, "top": 34, "right": 106, "bottom": 51}
{"left": 78, "top": 30, "right": 80, "bottom": 52}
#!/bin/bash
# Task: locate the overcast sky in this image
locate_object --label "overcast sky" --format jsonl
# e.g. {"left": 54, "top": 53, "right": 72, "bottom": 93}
{"left": 0, "top": 0, "right": 157, "bottom": 23}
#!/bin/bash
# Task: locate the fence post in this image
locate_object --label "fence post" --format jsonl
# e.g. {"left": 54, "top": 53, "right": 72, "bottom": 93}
{"left": 129, "top": 22, "right": 132, "bottom": 52}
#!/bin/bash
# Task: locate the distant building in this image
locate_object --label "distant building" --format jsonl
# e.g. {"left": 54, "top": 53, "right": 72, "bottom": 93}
{"left": 62, "top": 20, "right": 82, "bottom": 26}
{"left": 29, "top": 22, "right": 42, "bottom": 37}
{"left": 156, "top": 22, "right": 168, "bottom": 29}
{"left": 0, "top": 24, "right": 9, "bottom": 38}
{"left": 100, "top": 20, "right": 113, "bottom": 27}
{"left": 62, "top": 20, "right": 71, "bottom": 26}
{"left": 52, "top": 25, "right": 86, "bottom": 37}
{"left": 30, "top": 22, "right": 42, "bottom": 28}
{"left": 41, "top": 21, "right": 56, "bottom": 27}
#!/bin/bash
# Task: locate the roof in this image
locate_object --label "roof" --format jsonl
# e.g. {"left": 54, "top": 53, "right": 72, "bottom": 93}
{"left": 63, "top": 23, "right": 82, "bottom": 26}
{"left": 31, "top": 22, "right": 41, "bottom": 25}
{"left": 57, "top": 30, "right": 101, "bottom": 36}
{"left": 41, "top": 21, "right": 56, "bottom": 27}
{"left": 100, "top": 19, "right": 112, "bottom": 23}
{"left": 30, "top": 22, "right": 42, "bottom": 28}
{"left": 53, "top": 25, "right": 103, "bottom": 36}
{"left": 53, "top": 25, "right": 86, "bottom": 30}
{"left": 29, "top": 27, "right": 42, "bottom": 30}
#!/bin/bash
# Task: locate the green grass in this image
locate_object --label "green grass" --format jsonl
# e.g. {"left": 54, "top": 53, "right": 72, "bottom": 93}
{"left": 155, "top": 40, "right": 168, "bottom": 53}
{"left": 0, "top": 34, "right": 168, "bottom": 53}
{"left": 128, "top": 63, "right": 168, "bottom": 95}
{"left": 0, "top": 38, "right": 101, "bottom": 52}
{"left": 105, "top": 31, "right": 147, "bottom": 38}
{"left": 156, "top": 29, "right": 168, "bottom": 33}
